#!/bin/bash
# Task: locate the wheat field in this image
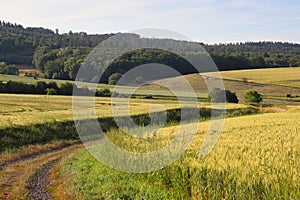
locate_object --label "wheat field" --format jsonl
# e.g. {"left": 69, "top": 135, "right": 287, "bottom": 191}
{"left": 54, "top": 106, "right": 300, "bottom": 199}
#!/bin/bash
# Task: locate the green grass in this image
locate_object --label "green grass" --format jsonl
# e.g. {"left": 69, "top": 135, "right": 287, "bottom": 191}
{"left": 0, "top": 74, "right": 74, "bottom": 86}
{"left": 61, "top": 108, "right": 300, "bottom": 199}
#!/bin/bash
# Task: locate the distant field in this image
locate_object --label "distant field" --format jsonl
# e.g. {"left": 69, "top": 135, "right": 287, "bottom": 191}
{"left": 145, "top": 67, "right": 300, "bottom": 99}
{"left": 0, "top": 94, "right": 176, "bottom": 128}
{"left": 208, "top": 67, "right": 300, "bottom": 88}
{"left": 0, "top": 74, "right": 208, "bottom": 99}
{"left": 0, "top": 94, "right": 246, "bottom": 129}
{"left": 2, "top": 66, "right": 300, "bottom": 100}
{"left": 57, "top": 107, "right": 300, "bottom": 199}
{"left": 0, "top": 93, "right": 248, "bottom": 153}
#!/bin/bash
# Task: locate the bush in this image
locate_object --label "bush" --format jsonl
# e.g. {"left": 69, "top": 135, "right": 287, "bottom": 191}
{"left": 96, "top": 88, "right": 111, "bottom": 97}
{"left": 209, "top": 88, "right": 226, "bottom": 103}
{"left": 135, "top": 76, "right": 144, "bottom": 84}
{"left": 225, "top": 90, "right": 239, "bottom": 103}
{"left": 59, "top": 82, "right": 74, "bottom": 95}
{"left": 46, "top": 88, "right": 57, "bottom": 95}
{"left": 0, "top": 62, "right": 19, "bottom": 75}
{"left": 47, "top": 81, "right": 59, "bottom": 90}
{"left": 36, "top": 81, "right": 48, "bottom": 94}
{"left": 245, "top": 90, "right": 262, "bottom": 103}
{"left": 209, "top": 88, "right": 239, "bottom": 103}
{"left": 108, "top": 73, "right": 122, "bottom": 85}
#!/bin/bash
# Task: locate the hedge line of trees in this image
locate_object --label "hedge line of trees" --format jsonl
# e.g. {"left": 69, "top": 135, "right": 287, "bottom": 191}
{"left": 0, "top": 81, "right": 77, "bottom": 95}
{"left": 0, "top": 80, "right": 112, "bottom": 97}
{"left": 0, "top": 62, "right": 19, "bottom": 75}
{"left": 1, "top": 21, "right": 300, "bottom": 83}
{"left": 209, "top": 88, "right": 263, "bottom": 104}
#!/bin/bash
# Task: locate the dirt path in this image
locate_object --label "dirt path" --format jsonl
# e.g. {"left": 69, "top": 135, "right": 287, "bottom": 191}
{"left": 27, "top": 159, "right": 60, "bottom": 200}
{"left": 0, "top": 142, "right": 81, "bottom": 171}
{"left": 0, "top": 142, "right": 83, "bottom": 199}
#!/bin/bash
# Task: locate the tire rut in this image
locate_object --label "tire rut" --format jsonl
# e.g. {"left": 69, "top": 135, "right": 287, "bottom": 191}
{"left": 27, "top": 159, "right": 60, "bottom": 200}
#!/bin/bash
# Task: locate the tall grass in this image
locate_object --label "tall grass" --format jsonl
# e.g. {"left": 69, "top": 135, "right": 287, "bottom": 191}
{"left": 60, "top": 109, "right": 300, "bottom": 199}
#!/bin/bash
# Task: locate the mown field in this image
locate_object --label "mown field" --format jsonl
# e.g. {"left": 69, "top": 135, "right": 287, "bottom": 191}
{"left": 143, "top": 67, "right": 300, "bottom": 101}
{"left": 0, "top": 93, "right": 247, "bottom": 153}
{"left": 208, "top": 67, "right": 300, "bottom": 88}
{"left": 53, "top": 107, "right": 300, "bottom": 199}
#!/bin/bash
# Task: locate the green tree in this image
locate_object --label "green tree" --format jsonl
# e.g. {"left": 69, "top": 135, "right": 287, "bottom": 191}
{"left": 47, "top": 81, "right": 59, "bottom": 90}
{"left": 0, "top": 62, "right": 7, "bottom": 74}
{"left": 250, "top": 57, "right": 265, "bottom": 67}
{"left": 59, "top": 82, "right": 74, "bottom": 95}
{"left": 96, "top": 88, "right": 111, "bottom": 97}
{"left": 225, "top": 90, "right": 239, "bottom": 103}
{"left": 46, "top": 88, "right": 57, "bottom": 95}
{"left": 245, "top": 91, "right": 262, "bottom": 104}
{"left": 108, "top": 73, "right": 122, "bottom": 85}
{"left": 135, "top": 76, "right": 144, "bottom": 84}
{"left": 36, "top": 81, "right": 48, "bottom": 94}
{"left": 209, "top": 88, "right": 226, "bottom": 103}
{"left": 5, "top": 65, "right": 19, "bottom": 75}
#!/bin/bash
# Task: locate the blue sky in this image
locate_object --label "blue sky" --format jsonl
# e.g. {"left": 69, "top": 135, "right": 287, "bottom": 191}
{"left": 2, "top": 0, "right": 300, "bottom": 43}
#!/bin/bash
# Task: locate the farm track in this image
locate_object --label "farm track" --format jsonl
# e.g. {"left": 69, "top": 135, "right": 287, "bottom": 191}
{"left": 27, "top": 159, "right": 60, "bottom": 200}
{"left": 0, "top": 142, "right": 83, "bottom": 200}
{"left": 0, "top": 141, "right": 81, "bottom": 171}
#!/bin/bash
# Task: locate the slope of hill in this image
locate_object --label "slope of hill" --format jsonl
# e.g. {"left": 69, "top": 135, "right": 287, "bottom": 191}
{"left": 144, "top": 67, "right": 300, "bottom": 103}
{"left": 1, "top": 20, "right": 300, "bottom": 83}
{"left": 209, "top": 67, "right": 300, "bottom": 88}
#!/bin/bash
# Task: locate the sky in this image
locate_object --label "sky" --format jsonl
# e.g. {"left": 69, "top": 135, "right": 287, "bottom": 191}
{"left": 1, "top": 0, "right": 300, "bottom": 44}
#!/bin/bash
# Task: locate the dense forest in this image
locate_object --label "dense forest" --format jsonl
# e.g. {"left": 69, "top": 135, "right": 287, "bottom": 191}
{"left": 1, "top": 21, "right": 300, "bottom": 83}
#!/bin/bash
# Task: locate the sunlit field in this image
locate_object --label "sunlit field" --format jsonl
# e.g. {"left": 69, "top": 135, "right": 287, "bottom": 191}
{"left": 2, "top": 3, "right": 300, "bottom": 199}
{"left": 0, "top": 93, "right": 247, "bottom": 128}
{"left": 209, "top": 67, "right": 300, "bottom": 88}
{"left": 1, "top": 69, "right": 299, "bottom": 199}
{"left": 55, "top": 107, "right": 300, "bottom": 199}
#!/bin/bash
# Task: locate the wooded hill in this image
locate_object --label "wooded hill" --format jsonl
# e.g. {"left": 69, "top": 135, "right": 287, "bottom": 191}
{"left": 1, "top": 20, "right": 300, "bottom": 83}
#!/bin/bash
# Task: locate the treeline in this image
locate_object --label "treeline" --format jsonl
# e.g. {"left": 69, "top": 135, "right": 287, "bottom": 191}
{"left": 205, "top": 42, "right": 300, "bottom": 54}
{"left": 0, "top": 80, "right": 77, "bottom": 95}
{"left": 0, "top": 80, "right": 112, "bottom": 97}
{"left": 0, "top": 20, "right": 113, "bottom": 65}
{"left": 1, "top": 20, "right": 300, "bottom": 83}
{"left": 0, "top": 61, "right": 19, "bottom": 75}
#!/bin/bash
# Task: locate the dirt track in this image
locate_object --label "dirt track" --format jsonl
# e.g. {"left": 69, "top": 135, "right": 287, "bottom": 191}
{"left": 27, "top": 159, "right": 60, "bottom": 200}
{"left": 0, "top": 142, "right": 83, "bottom": 199}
